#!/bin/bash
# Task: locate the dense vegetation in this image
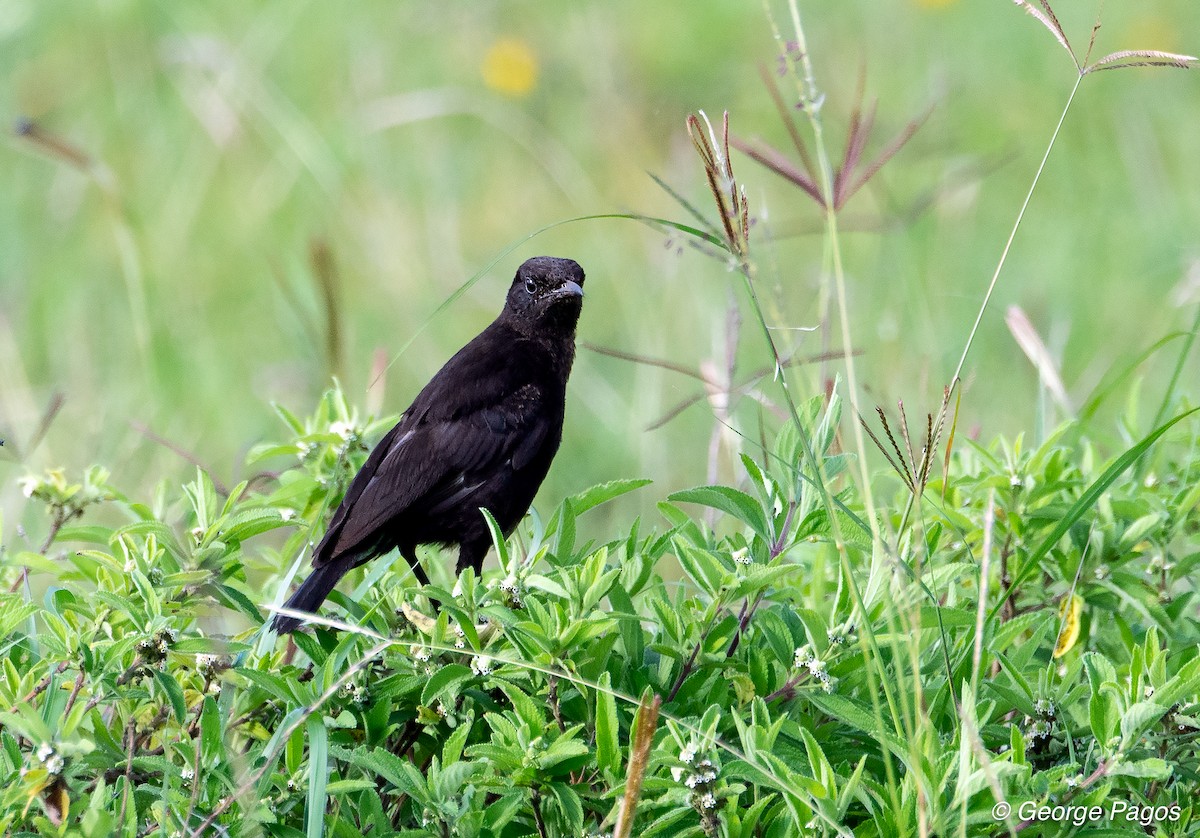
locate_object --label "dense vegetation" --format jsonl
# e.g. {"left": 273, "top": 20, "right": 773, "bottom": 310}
{"left": 3, "top": 1, "right": 1199, "bottom": 836}
{"left": 3, "top": 381, "right": 1199, "bottom": 836}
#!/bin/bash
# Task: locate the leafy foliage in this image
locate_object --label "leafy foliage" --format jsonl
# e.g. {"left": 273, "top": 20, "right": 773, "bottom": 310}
{"left": 2, "top": 384, "right": 1199, "bottom": 837}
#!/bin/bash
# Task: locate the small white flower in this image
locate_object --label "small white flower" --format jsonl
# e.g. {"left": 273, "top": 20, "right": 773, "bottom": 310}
{"left": 36, "top": 743, "right": 54, "bottom": 762}
{"left": 20, "top": 476, "right": 40, "bottom": 498}
{"left": 124, "top": 558, "right": 138, "bottom": 573}
{"left": 700, "top": 792, "right": 717, "bottom": 809}
{"left": 181, "top": 766, "right": 195, "bottom": 781}
{"left": 1144, "top": 685, "right": 1155, "bottom": 699}
{"left": 410, "top": 645, "right": 431, "bottom": 662}
{"left": 329, "top": 421, "right": 355, "bottom": 439}
{"left": 731, "top": 547, "right": 751, "bottom": 566}
{"left": 680, "top": 744, "right": 696, "bottom": 764}
{"left": 279, "top": 508, "right": 296, "bottom": 522}
{"left": 45, "top": 754, "right": 64, "bottom": 775}
{"left": 472, "top": 655, "right": 493, "bottom": 676}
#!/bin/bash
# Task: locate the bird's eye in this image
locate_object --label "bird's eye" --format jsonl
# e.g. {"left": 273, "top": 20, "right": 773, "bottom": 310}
{"left": 524, "top": 278, "right": 537, "bottom": 295}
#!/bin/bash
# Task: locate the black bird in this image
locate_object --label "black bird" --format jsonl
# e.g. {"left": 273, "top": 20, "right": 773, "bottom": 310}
{"left": 272, "top": 256, "right": 585, "bottom": 633}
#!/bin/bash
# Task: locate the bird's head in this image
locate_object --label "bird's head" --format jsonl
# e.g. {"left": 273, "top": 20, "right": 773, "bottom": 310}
{"left": 503, "top": 256, "right": 585, "bottom": 336}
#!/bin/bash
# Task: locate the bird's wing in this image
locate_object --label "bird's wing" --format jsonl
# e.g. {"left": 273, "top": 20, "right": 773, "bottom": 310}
{"left": 312, "top": 327, "right": 552, "bottom": 566}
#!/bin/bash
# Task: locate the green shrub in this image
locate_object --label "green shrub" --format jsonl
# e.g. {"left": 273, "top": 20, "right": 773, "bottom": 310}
{"left": 2, "top": 383, "right": 1199, "bottom": 837}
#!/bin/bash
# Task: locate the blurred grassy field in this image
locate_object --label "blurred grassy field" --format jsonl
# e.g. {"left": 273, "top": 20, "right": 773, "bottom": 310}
{"left": 3, "top": 0, "right": 1199, "bottom": 539}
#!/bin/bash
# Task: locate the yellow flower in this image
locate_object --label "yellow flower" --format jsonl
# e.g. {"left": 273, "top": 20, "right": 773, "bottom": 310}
{"left": 481, "top": 37, "right": 538, "bottom": 96}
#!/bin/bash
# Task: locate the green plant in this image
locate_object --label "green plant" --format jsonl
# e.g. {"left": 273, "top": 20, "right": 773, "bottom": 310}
{"left": 3, "top": 1, "right": 1199, "bottom": 836}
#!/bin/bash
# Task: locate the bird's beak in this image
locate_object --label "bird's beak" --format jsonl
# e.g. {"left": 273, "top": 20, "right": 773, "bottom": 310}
{"left": 556, "top": 280, "right": 584, "bottom": 299}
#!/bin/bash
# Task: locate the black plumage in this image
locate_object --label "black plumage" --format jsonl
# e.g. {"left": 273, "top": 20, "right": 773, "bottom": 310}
{"left": 272, "top": 256, "right": 585, "bottom": 633}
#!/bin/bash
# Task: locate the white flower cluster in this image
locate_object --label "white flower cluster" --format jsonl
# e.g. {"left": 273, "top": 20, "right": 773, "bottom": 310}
{"left": 793, "top": 645, "right": 837, "bottom": 694}
{"left": 36, "top": 743, "right": 64, "bottom": 775}
{"left": 1027, "top": 718, "right": 1052, "bottom": 741}
{"left": 497, "top": 574, "right": 523, "bottom": 608}
{"left": 471, "top": 655, "right": 493, "bottom": 676}
{"left": 1146, "top": 552, "right": 1175, "bottom": 574}
{"left": 195, "top": 653, "right": 227, "bottom": 678}
{"left": 337, "top": 680, "right": 368, "bottom": 705}
{"left": 826, "top": 621, "right": 854, "bottom": 646}
{"left": 329, "top": 421, "right": 355, "bottom": 440}
{"left": 672, "top": 741, "right": 720, "bottom": 816}
{"left": 137, "top": 628, "right": 178, "bottom": 664}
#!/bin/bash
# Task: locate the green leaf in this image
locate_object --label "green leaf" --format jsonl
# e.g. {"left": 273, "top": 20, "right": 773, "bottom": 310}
{"left": 1120, "top": 701, "right": 1169, "bottom": 747}
{"left": 421, "top": 663, "right": 474, "bottom": 707}
{"left": 549, "top": 781, "right": 585, "bottom": 833}
{"left": 323, "top": 779, "right": 376, "bottom": 795}
{"left": 546, "top": 478, "right": 653, "bottom": 535}
{"left": 217, "top": 508, "right": 292, "bottom": 543}
{"left": 1153, "top": 656, "right": 1200, "bottom": 707}
{"left": 151, "top": 670, "right": 187, "bottom": 725}
{"left": 496, "top": 682, "right": 544, "bottom": 733}
{"left": 669, "top": 485, "right": 769, "bottom": 538}
{"left": 1109, "top": 757, "right": 1172, "bottom": 780}
{"left": 569, "top": 478, "right": 653, "bottom": 514}
{"left": 607, "top": 585, "right": 644, "bottom": 665}
{"left": 595, "top": 672, "right": 619, "bottom": 777}
{"left": 480, "top": 508, "right": 511, "bottom": 571}
{"left": 441, "top": 715, "right": 473, "bottom": 766}
{"left": 674, "top": 541, "right": 729, "bottom": 598}
{"left": 305, "top": 714, "right": 329, "bottom": 838}
{"left": 1085, "top": 653, "right": 1120, "bottom": 747}
{"left": 806, "top": 693, "right": 907, "bottom": 760}
{"left": 200, "top": 696, "right": 222, "bottom": 766}
{"left": 539, "top": 730, "right": 589, "bottom": 771}
{"left": 54, "top": 525, "right": 114, "bottom": 544}
{"left": 329, "top": 745, "right": 424, "bottom": 795}
{"left": 256, "top": 706, "right": 307, "bottom": 798}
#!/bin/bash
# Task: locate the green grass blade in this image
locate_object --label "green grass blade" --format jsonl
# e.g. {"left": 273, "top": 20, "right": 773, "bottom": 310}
{"left": 305, "top": 715, "right": 329, "bottom": 838}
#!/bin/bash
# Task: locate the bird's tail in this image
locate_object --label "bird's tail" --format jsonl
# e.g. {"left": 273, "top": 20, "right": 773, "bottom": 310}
{"left": 271, "top": 562, "right": 347, "bottom": 634}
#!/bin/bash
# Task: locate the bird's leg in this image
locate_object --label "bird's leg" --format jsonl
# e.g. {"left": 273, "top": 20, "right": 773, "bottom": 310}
{"left": 456, "top": 539, "right": 490, "bottom": 575}
{"left": 401, "top": 545, "right": 431, "bottom": 587}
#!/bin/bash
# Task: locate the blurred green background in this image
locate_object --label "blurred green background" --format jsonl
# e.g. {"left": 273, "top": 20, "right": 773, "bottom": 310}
{"left": 3, "top": 0, "right": 1198, "bottom": 538}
